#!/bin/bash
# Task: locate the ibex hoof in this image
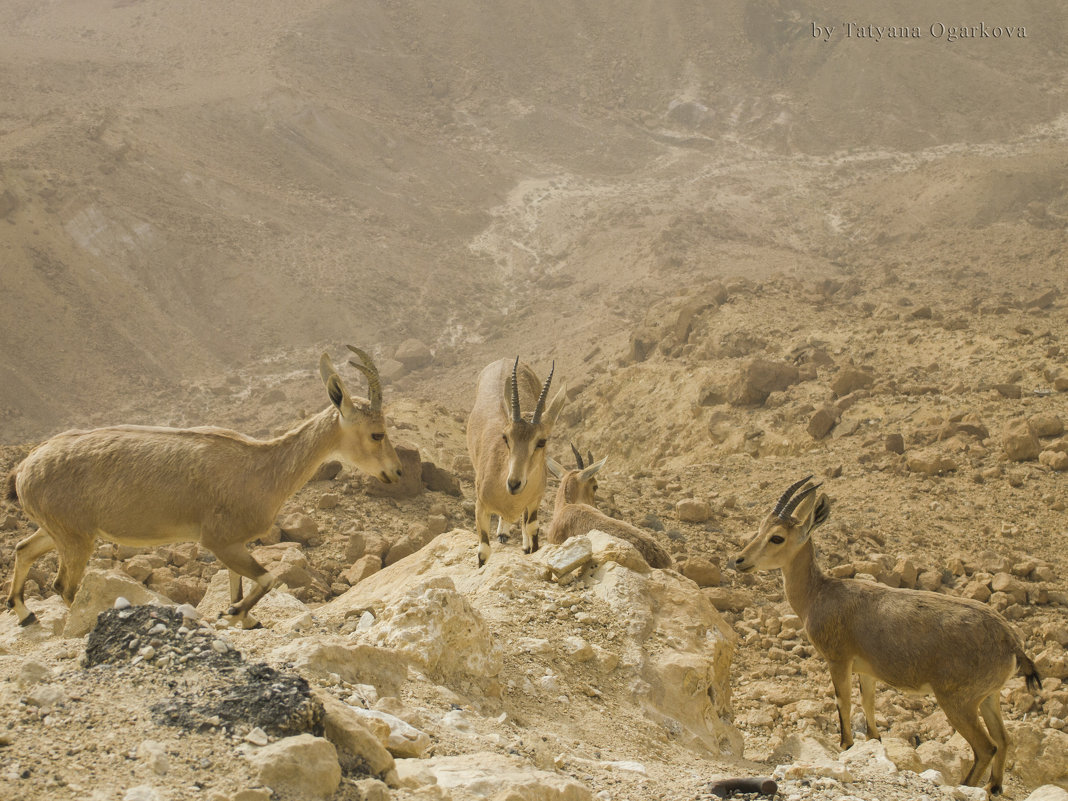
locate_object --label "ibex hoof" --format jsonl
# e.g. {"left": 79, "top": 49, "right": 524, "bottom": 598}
{"left": 19, "top": 612, "right": 38, "bottom": 627}
{"left": 477, "top": 557, "right": 486, "bottom": 568}
{"left": 497, "top": 534, "right": 508, "bottom": 544}
{"left": 522, "top": 547, "right": 531, "bottom": 554}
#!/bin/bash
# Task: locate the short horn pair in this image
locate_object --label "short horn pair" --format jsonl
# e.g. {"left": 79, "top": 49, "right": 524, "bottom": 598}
{"left": 570, "top": 442, "right": 594, "bottom": 470}
{"left": 346, "top": 345, "right": 383, "bottom": 412}
{"left": 774, "top": 475, "right": 821, "bottom": 521}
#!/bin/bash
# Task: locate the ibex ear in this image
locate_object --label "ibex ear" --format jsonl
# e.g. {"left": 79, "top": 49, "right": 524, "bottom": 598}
{"left": 320, "top": 353, "right": 356, "bottom": 417}
{"left": 546, "top": 457, "right": 564, "bottom": 479}
{"left": 579, "top": 456, "right": 607, "bottom": 481}
{"left": 542, "top": 385, "right": 567, "bottom": 427}
{"left": 793, "top": 491, "right": 827, "bottom": 543}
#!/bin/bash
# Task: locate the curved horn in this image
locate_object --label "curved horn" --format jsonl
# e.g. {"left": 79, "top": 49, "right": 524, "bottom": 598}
{"left": 781, "top": 482, "right": 822, "bottom": 521}
{"left": 571, "top": 442, "right": 585, "bottom": 469}
{"left": 510, "top": 357, "right": 522, "bottom": 423}
{"left": 773, "top": 475, "right": 813, "bottom": 519}
{"left": 531, "top": 361, "right": 555, "bottom": 425}
{"left": 587, "top": 449, "right": 594, "bottom": 468}
{"left": 346, "top": 345, "right": 382, "bottom": 412}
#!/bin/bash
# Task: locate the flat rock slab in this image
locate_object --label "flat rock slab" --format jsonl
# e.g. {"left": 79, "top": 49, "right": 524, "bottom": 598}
{"left": 546, "top": 536, "right": 593, "bottom": 579}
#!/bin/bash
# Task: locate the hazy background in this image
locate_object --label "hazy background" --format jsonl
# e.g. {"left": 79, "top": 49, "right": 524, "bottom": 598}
{"left": 1, "top": 0, "right": 1065, "bottom": 440}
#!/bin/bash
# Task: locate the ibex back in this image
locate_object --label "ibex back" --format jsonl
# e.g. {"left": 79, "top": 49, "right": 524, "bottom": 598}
{"left": 730, "top": 477, "right": 1040, "bottom": 794}
{"left": 5, "top": 348, "right": 401, "bottom": 629}
{"left": 466, "top": 358, "right": 565, "bottom": 567}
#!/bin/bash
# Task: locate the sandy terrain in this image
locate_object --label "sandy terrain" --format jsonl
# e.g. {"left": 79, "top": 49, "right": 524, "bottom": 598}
{"left": 0, "top": 1, "right": 1066, "bottom": 800}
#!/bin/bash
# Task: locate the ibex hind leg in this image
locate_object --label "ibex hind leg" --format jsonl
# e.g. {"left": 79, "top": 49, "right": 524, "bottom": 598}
{"left": 979, "top": 692, "right": 1009, "bottom": 794}
{"left": 211, "top": 543, "right": 277, "bottom": 630}
{"left": 938, "top": 693, "right": 996, "bottom": 788}
{"left": 475, "top": 501, "right": 492, "bottom": 567}
{"left": 53, "top": 537, "right": 93, "bottom": 605}
{"left": 6, "top": 528, "right": 57, "bottom": 626}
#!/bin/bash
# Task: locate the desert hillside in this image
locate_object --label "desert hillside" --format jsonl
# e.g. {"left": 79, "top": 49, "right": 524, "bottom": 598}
{"left": 1, "top": 1, "right": 1067, "bottom": 800}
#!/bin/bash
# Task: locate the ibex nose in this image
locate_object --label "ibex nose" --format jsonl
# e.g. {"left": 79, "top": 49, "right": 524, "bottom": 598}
{"left": 507, "top": 478, "right": 522, "bottom": 494}
{"left": 728, "top": 556, "right": 744, "bottom": 570}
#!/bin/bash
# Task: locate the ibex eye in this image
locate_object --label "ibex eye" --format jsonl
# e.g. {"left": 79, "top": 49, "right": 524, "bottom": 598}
{"left": 371, "top": 432, "right": 385, "bottom": 442}
{"left": 769, "top": 535, "right": 785, "bottom": 545}
{"left": 536, "top": 439, "right": 547, "bottom": 449}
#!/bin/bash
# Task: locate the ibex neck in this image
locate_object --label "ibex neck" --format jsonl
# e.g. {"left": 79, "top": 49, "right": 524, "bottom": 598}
{"left": 781, "top": 539, "right": 827, "bottom": 624}
{"left": 260, "top": 406, "right": 341, "bottom": 501}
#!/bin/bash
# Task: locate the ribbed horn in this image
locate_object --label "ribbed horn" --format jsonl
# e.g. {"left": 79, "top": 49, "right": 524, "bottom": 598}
{"left": 570, "top": 442, "right": 584, "bottom": 469}
{"left": 773, "top": 475, "right": 813, "bottom": 518}
{"left": 346, "top": 345, "right": 382, "bottom": 412}
{"left": 510, "top": 357, "right": 522, "bottom": 423}
{"left": 781, "top": 482, "right": 822, "bottom": 521}
{"left": 531, "top": 361, "right": 554, "bottom": 425}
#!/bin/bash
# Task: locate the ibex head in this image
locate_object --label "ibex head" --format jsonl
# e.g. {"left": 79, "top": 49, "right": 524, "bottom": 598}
{"left": 547, "top": 443, "right": 607, "bottom": 506}
{"left": 730, "top": 476, "right": 830, "bottom": 572}
{"left": 318, "top": 347, "right": 402, "bottom": 484}
{"left": 500, "top": 357, "right": 566, "bottom": 496}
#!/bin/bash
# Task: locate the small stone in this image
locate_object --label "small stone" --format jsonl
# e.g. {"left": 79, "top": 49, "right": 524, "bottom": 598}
{"left": 808, "top": 406, "right": 839, "bottom": 439}
{"left": 1040, "top": 450, "right": 1068, "bottom": 472}
{"left": 245, "top": 727, "right": 270, "bottom": 746}
{"left": 211, "top": 639, "right": 229, "bottom": 654}
{"left": 679, "top": 557, "right": 721, "bottom": 587}
{"left": 123, "top": 787, "right": 162, "bottom": 801}
{"left": 137, "top": 740, "right": 169, "bottom": 776}
{"left": 17, "top": 660, "right": 52, "bottom": 688}
{"left": 245, "top": 734, "right": 341, "bottom": 800}
{"left": 114, "top": 597, "right": 132, "bottom": 610}
{"left": 885, "top": 433, "right": 905, "bottom": 454}
{"left": 907, "top": 449, "right": 958, "bottom": 475}
{"left": 546, "top": 536, "right": 594, "bottom": 579}
{"left": 317, "top": 493, "right": 340, "bottom": 510}
{"left": 279, "top": 513, "right": 321, "bottom": 546}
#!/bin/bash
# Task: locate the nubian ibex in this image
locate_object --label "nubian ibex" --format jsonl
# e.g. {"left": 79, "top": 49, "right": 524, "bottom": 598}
{"left": 546, "top": 444, "right": 672, "bottom": 569}
{"left": 466, "top": 358, "right": 566, "bottom": 567}
{"left": 730, "top": 477, "right": 1041, "bottom": 794}
{"left": 5, "top": 348, "right": 402, "bottom": 629}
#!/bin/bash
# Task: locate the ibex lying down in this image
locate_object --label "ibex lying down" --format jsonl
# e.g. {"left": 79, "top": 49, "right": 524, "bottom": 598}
{"left": 5, "top": 348, "right": 402, "bottom": 629}
{"left": 730, "top": 477, "right": 1041, "bottom": 794}
{"left": 547, "top": 444, "right": 672, "bottom": 569}
{"left": 466, "top": 358, "right": 565, "bottom": 567}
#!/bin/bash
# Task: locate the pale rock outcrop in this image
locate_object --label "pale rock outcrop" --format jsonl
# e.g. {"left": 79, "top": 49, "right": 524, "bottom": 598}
{"left": 245, "top": 733, "right": 341, "bottom": 800}
{"left": 319, "top": 528, "right": 740, "bottom": 757}
{"left": 269, "top": 638, "right": 408, "bottom": 697}
{"left": 64, "top": 570, "right": 171, "bottom": 637}
{"left": 588, "top": 560, "right": 740, "bottom": 755}
{"left": 394, "top": 752, "right": 592, "bottom": 800}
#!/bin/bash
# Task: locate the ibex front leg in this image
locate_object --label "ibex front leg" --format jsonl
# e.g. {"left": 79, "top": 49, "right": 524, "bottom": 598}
{"left": 475, "top": 500, "right": 492, "bottom": 568}
{"left": 522, "top": 506, "right": 540, "bottom": 555}
{"left": 211, "top": 542, "right": 278, "bottom": 629}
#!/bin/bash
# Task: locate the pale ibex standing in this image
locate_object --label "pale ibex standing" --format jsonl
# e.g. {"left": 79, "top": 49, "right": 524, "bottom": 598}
{"left": 730, "top": 477, "right": 1041, "bottom": 794}
{"left": 466, "top": 358, "right": 566, "bottom": 567}
{"left": 546, "top": 444, "right": 672, "bottom": 569}
{"left": 5, "top": 348, "right": 402, "bottom": 629}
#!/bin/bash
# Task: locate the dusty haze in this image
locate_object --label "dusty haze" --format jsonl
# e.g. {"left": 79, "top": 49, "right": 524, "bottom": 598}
{"left": 1, "top": 2, "right": 1068, "bottom": 800}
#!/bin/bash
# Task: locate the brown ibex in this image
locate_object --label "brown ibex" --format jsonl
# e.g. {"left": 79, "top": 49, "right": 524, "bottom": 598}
{"left": 546, "top": 444, "right": 672, "bottom": 569}
{"left": 730, "top": 477, "right": 1041, "bottom": 794}
{"left": 5, "top": 348, "right": 402, "bottom": 629}
{"left": 466, "top": 358, "right": 566, "bottom": 567}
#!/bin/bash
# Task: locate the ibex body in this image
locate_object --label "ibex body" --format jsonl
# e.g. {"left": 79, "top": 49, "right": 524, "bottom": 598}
{"left": 466, "top": 358, "right": 565, "bottom": 567}
{"left": 6, "top": 349, "right": 401, "bottom": 629}
{"left": 547, "top": 445, "right": 672, "bottom": 569}
{"left": 730, "top": 478, "right": 1040, "bottom": 794}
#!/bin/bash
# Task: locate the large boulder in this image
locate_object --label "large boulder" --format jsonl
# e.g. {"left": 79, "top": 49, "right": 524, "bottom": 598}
{"left": 317, "top": 693, "right": 395, "bottom": 777}
{"left": 393, "top": 339, "right": 433, "bottom": 370}
{"left": 1007, "top": 722, "right": 1068, "bottom": 787}
{"left": 245, "top": 734, "right": 340, "bottom": 800}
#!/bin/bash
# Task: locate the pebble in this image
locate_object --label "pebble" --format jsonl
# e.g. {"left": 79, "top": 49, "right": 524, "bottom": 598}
{"left": 175, "top": 603, "right": 200, "bottom": 620}
{"left": 211, "top": 640, "right": 229, "bottom": 654}
{"left": 114, "top": 597, "right": 132, "bottom": 610}
{"left": 245, "top": 727, "right": 270, "bottom": 746}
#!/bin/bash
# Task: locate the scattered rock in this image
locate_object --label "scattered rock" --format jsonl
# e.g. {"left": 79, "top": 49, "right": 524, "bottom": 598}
{"left": 394, "top": 751, "right": 592, "bottom": 799}
{"left": 831, "top": 366, "right": 874, "bottom": 397}
{"left": 808, "top": 406, "right": 839, "bottom": 440}
{"left": 366, "top": 445, "right": 423, "bottom": 498}
{"left": 311, "top": 460, "right": 343, "bottom": 481}
{"left": 350, "top": 707, "right": 431, "bottom": 758}
{"left": 546, "top": 536, "right": 595, "bottom": 579}
{"left": 906, "top": 449, "right": 958, "bottom": 475}
{"left": 1031, "top": 413, "right": 1065, "bottom": 438}
{"left": 318, "top": 693, "right": 396, "bottom": 777}
{"left": 64, "top": 570, "right": 173, "bottom": 638}
{"left": 1003, "top": 419, "right": 1040, "bottom": 462}
{"left": 676, "top": 498, "right": 712, "bottom": 523}
{"left": 679, "top": 557, "right": 721, "bottom": 588}
{"left": 1040, "top": 449, "right": 1068, "bottom": 472}
{"left": 421, "top": 461, "right": 462, "bottom": 496}
{"left": 279, "top": 513, "right": 321, "bottom": 546}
